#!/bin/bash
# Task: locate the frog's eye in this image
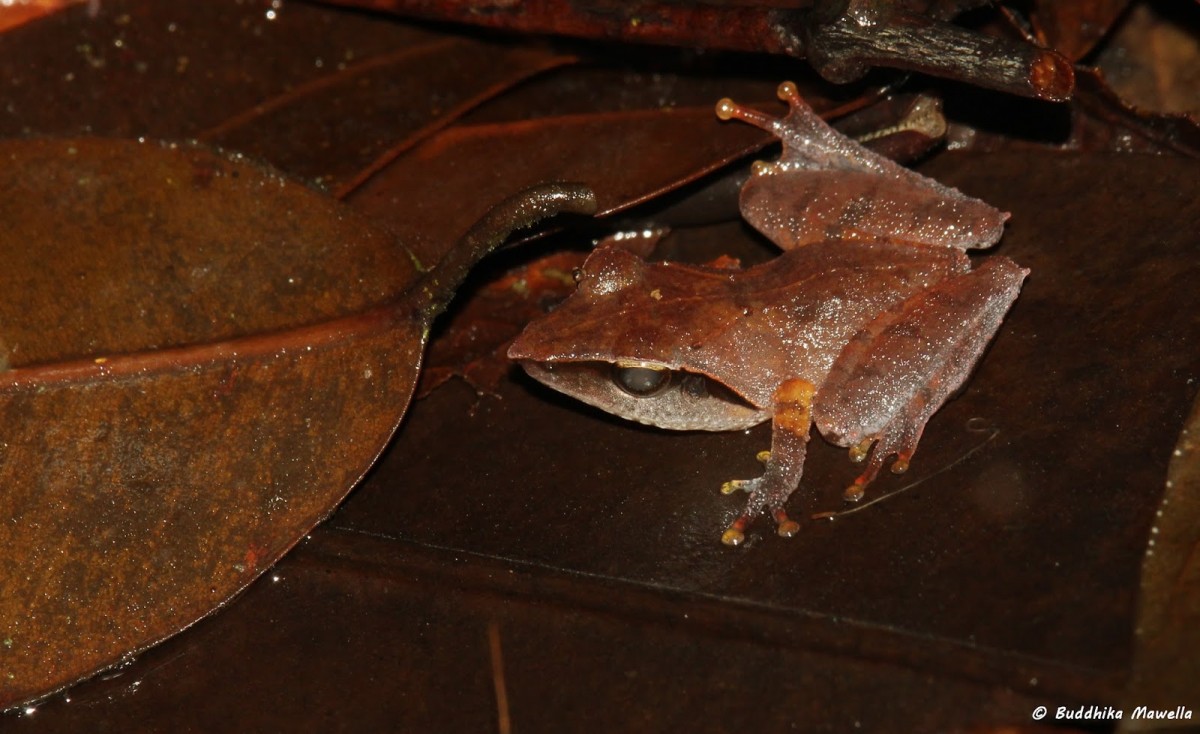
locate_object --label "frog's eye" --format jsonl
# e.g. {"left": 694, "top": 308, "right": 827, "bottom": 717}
{"left": 613, "top": 364, "right": 670, "bottom": 397}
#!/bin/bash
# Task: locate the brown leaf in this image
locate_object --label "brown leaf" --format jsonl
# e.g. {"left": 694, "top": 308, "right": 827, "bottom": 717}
{"left": 1069, "top": 68, "right": 1200, "bottom": 156}
{"left": 1094, "top": 2, "right": 1200, "bottom": 116}
{"left": 199, "top": 40, "right": 574, "bottom": 194}
{"left": 0, "top": 138, "right": 424, "bottom": 707}
{"left": 314, "top": 0, "right": 1076, "bottom": 100}
{"left": 0, "top": 137, "right": 595, "bottom": 707}
{"left": 1029, "top": 0, "right": 1133, "bottom": 62}
{"left": 0, "top": 0, "right": 571, "bottom": 190}
{"left": 0, "top": 0, "right": 440, "bottom": 139}
{"left": 1120, "top": 394, "right": 1200, "bottom": 730}
{"left": 417, "top": 250, "right": 586, "bottom": 398}
{"left": 0, "top": 0, "right": 92, "bottom": 32}
{"left": 344, "top": 102, "right": 775, "bottom": 265}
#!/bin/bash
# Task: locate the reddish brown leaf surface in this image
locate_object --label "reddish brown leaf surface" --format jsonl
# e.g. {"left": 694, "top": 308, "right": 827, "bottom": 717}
{"left": 1094, "top": 2, "right": 1200, "bottom": 115}
{"left": 0, "top": 0, "right": 572, "bottom": 198}
{"left": 418, "top": 251, "right": 584, "bottom": 398}
{"left": 317, "top": 0, "right": 1077, "bottom": 100}
{"left": 0, "top": 138, "right": 425, "bottom": 706}
{"left": 7, "top": 150, "right": 1198, "bottom": 732}
{"left": 346, "top": 106, "right": 773, "bottom": 258}
{"left": 198, "top": 40, "right": 574, "bottom": 194}
{"left": 1121, "top": 395, "right": 1200, "bottom": 731}
{"left": 0, "top": 1, "right": 90, "bottom": 32}
{"left": 1, "top": 0, "right": 1198, "bottom": 729}
{"left": 0, "top": 134, "right": 593, "bottom": 708}
{"left": 1029, "top": 0, "right": 1133, "bottom": 62}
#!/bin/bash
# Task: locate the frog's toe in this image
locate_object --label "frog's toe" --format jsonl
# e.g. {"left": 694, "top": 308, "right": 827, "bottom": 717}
{"left": 848, "top": 437, "right": 874, "bottom": 463}
{"left": 721, "top": 514, "right": 751, "bottom": 547}
{"left": 773, "top": 508, "right": 800, "bottom": 538}
{"left": 714, "top": 95, "right": 778, "bottom": 132}
{"left": 845, "top": 438, "right": 916, "bottom": 501}
{"left": 720, "top": 478, "right": 754, "bottom": 495}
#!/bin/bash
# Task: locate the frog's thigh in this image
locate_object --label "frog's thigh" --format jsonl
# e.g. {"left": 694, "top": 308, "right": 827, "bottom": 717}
{"left": 741, "top": 170, "right": 1006, "bottom": 251}
{"left": 813, "top": 256, "right": 1028, "bottom": 499}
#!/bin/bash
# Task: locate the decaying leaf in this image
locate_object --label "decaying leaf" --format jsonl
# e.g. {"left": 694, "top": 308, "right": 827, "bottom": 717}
{"left": 0, "top": 137, "right": 594, "bottom": 708}
{"left": 0, "top": 138, "right": 420, "bottom": 706}
{"left": 418, "top": 250, "right": 586, "bottom": 398}
{"left": 1027, "top": 0, "right": 1133, "bottom": 62}
{"left": 1120, "top": 395, "right": 1200, "bottom": 731}
{"left": 345, "top": 105, "right": 775, "bottom": 255}
{"left": 0, "top": 0, "right": 93, "bottom": 33}
{"left": 199, "top": 41, "right": 574, "bottom": 194}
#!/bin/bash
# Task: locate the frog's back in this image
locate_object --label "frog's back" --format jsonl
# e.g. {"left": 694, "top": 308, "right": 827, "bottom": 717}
{"left": 688, "top": 239, "right": 971, "bottom": 406}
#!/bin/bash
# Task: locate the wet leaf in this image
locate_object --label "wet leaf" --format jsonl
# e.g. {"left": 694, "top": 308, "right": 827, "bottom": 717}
{"left": 0, "top": 138, "right": 422, "bottom": 706}
{"left": 1028, "top": 0, "right": 1133, "bottom": 62}
{"left": 199, "top": 40, "right": 574, "bottom": 194}
{"left": 0, "top": 0, "right": 438, "bottom": 139}
{"left": 315, "top": 0, "right": 1076, "bottom": 100}
{"left": 1120, "top": 395, "right": 1200, "bottom": 731}
{"left": 418, "top": 250, "right": 585, "bottom": 398}
{"left": 0, "top": 137, "right": 594, "bottom": 707}
{"left": 0, "top": 0, "right": 92, "bottom": 33}
{"left": 1093, "top": 2, "right": 1200, "bottom": 116}
{"left": 345, "top": 104, "right": 774, "bottom": 258}
{"left": 1068, "top": 68, "right": 1200, "bottom": 156}
{"left": 0, "top": 0, "right": 572, "bottom": 193}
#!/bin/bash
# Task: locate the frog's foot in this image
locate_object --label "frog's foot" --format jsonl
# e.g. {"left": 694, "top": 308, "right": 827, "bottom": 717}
{"left": 722, "top": 504, "right": 800, "bottom": 547}
{"left": 842, "top": 428, "right": 920, "bottom": 502}
{"left": 716, "top": 80, "right": 891, "bottom": 175}
{"left": 816, "top": 257, "right": 1030, "bottom": 503}
{"left": 717, "top": 80, "right": 802, "bottom": 128}
{"left": 720, "top": 474, "right": 801, "bottom": 546}
{"left": 719, "top": 379, "right": 814, "bottom": 546}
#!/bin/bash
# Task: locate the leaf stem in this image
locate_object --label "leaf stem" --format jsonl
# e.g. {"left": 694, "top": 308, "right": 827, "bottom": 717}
{"left": 412, "top": 183, "right": 597, "bottom": 321}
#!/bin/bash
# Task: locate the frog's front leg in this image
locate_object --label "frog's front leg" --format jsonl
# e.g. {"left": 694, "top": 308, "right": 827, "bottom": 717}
{"left": 815, "top": 257, "right": 1029, "bottom": 502}
{"left": 720, "top": 379, "right": 815, "bottom": 546}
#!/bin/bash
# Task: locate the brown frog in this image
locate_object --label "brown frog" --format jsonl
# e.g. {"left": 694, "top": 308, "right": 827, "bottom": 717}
{"left": 508, "top": 82, "right": 1028, "bottom": 546}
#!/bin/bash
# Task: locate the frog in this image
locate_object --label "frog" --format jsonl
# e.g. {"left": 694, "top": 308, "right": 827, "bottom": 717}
{"left": 508, "top": 82, "right": 1029, "bottom": 546}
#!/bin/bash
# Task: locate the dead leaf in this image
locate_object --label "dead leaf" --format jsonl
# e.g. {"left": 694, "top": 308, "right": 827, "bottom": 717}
{"left": 200, "top": 40, "right": 574, "bottom": 194}
{"left": 344, "top": 105, "right": 774, "bottom": 263}
{"left": 0, "top": 137, "right": 594, "bottom": 707}
{"left": 0, "top": 137, "right": 422, "bottom": 706}
{"left": 1094, "top": 2, "right": 1200, "bottom": 116}
{"left": 418, "top": 250, "right": 586, "bottom": 398}
{"left": 1120, "top": 394, "right": 1200, "bottom": 731}
{"left": 0, "top": 0, "right": 92, "bottom": 33}
{"left": 1029, "top": 0, "right": 1133, "bottom": 62}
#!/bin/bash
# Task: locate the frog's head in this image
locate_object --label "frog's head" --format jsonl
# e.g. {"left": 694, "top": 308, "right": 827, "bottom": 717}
{"left": 508, "top": 242, "right": 768, "bottom": 432}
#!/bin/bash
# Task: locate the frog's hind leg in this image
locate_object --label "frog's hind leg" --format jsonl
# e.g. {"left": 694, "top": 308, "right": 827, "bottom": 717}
{"left": 720, "top": 379, "right": 814, "bottom": 546}
{"left": 716, "top": 81, "right": 1008, "bottom": 252}
{"left": 814, "top": 257, "right": 1029, "bottom": 503}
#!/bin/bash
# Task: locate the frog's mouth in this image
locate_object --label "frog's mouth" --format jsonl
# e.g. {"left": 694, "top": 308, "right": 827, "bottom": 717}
{"left": 515, "top": 359, "right": 768, "bottom": 432}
